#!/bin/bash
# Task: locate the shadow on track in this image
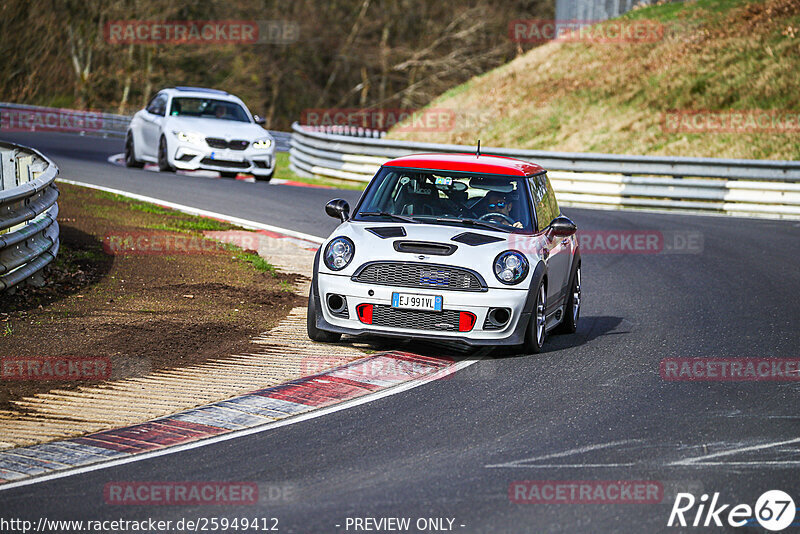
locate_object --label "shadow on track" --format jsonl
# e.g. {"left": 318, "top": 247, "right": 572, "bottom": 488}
{"left": 492, "top": 315, "right": 626, "bottom": 358}
{"left": 330, "top": 315, "right": 626, "bottom": 363}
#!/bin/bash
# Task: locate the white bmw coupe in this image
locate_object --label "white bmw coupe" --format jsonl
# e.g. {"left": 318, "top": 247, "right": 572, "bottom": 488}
{"left": 125, "top": 86, "right": 276, "bottom": 181}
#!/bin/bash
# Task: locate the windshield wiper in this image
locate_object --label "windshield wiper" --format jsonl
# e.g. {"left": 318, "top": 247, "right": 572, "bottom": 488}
{"left": 358, "top": 211, "right": 418, "bottom": 224}
{"left": 417, "top": 217, "right": 512, "bottom": 233}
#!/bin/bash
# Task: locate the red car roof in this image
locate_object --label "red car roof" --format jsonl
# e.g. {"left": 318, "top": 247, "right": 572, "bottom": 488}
{"left": 382, "top": 153, "right": 545, "bottom": 177}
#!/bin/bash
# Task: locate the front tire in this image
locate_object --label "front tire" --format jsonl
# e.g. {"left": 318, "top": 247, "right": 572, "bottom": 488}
{"left": 220, "top": 171, "right": 239, "bottom": 179}
{"left": 255, "top": 170, "right": 274, "bottom": 182}
{"left": 157, "top": 136, "right": 175, "bottom": 172}
{"left": 522, "top": 279, "right": 547, "bottom": 354}
{"left": 307, "top": 281, "right": 342, "bottom": 343}
{"left": 124, "top": 133, "right": 144, "bottom": 168}
{"left": 555, "top": 263, "right": 581, "bottom": 334}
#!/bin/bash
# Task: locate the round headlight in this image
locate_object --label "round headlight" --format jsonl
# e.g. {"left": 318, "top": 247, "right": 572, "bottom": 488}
{"left": 324, "top": 237, "right": 355, "bottom": 271}
{"left": 494, "top": 251, "right": 529, "bottom": 285}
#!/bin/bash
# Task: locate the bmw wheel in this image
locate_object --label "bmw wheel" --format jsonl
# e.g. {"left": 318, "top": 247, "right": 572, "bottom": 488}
{"left": 255, "top": 170, "right": 274, "bottom": 182}
{"left": 157, "top": 136, "right": 175, "bottom": 172}
{"left": 124, "top": 133, "right": 144, "bottom": 168}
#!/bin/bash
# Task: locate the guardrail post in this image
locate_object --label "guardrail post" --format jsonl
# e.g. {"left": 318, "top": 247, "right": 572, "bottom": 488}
{"left": 17, "top": 154, "right": 32, "bottom": 186}
{"left": 0, "top": 149, "right": 15, "bottom": 191}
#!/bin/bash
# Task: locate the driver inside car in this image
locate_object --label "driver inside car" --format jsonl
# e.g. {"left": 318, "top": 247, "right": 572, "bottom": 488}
{"left": 483, "top": 191, "right": 523, "bottom": 228}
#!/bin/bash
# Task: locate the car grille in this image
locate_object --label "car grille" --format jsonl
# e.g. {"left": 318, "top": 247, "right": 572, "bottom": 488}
{"left": 352, "top": 262, "right": 485, "bottom": 292}
{"left": 200, "top": 158, "right": 250, "bottom": 169}
{"left": 372, "top": 305, "right": 462, "bottom": 331}
{"left": 205, "top": 138, "right": 249, "bottom": 150}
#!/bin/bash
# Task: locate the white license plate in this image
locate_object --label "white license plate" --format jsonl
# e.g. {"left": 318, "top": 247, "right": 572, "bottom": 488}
{"left": 391, "top": 292, "right": 442, "bottom": 312}
{"left": 209, "top": 151, "right": 243, "bottom": 162}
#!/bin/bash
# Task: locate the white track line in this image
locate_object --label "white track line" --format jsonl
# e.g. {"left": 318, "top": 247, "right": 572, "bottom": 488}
{"left": 668, "top": 437, "right": 800, "bottom": 466}
{"left": 0, "top": 356, "right": 482, "bottom": 492}
{"left": 488, "top": 463, "right": 639, "bottom": 469}
{"left": 485, "top": 439, "right": 642, "bottom": 468}
{"left": 56, "top": 178, "right": 325, "bottom": 244}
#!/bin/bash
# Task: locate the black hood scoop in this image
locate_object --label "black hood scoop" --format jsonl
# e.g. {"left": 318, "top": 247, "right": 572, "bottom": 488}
{"left": 366, "top": 226, "right": 406, "bottom": 238}
{"left": 451, "top": 232, "right": 504, "bottom": 246}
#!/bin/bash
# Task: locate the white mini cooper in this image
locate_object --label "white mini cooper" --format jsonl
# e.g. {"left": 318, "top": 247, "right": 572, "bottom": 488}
{"left": 307, "top": 153, "right": 581, "bottom": 353}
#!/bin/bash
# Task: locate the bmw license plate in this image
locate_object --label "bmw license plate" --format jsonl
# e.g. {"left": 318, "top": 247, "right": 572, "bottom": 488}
{"left": 392, "top": 292, "right": 442, "bottom": 312}
{"left": 210, "top": 151, "right": 243, "bottom": 162}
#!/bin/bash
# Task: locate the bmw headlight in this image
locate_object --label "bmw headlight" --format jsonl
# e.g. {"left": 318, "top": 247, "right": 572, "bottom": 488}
{"left": 494, "top": 251, "right": 529, "bottom": 285}
{"left": 173, "top": 131, "right": 205, "bottom": 145}
{"left": 324, "top": 237, "right": 355, "bottom": 271}
{"left": 252, "top": 138, "right": 272, "bottom": 150}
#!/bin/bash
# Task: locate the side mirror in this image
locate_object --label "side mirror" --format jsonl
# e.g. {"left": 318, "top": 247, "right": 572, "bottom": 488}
{"left": 547, "top": 215, "right": 577, "bottom": 238}
{"left": 253, "top": 115, "right": 267, "bottom": 125}
{"left": 326, "top": 198, "right": 350, "bottom": 222}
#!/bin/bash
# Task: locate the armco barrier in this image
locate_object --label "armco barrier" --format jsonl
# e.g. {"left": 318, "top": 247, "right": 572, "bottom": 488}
{"left": 289, "top": 122, "right": 800, "bottom": 220}
{"left": 0, "top": 102, "right": 291, "bottom": 151}
{"left": 0, "top": 142, "right": 59, "bottom": 292}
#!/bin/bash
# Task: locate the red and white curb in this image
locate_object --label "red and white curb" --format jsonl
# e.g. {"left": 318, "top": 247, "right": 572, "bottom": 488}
{"left": 0, "top": 351, "right": 479, "bottom": 490}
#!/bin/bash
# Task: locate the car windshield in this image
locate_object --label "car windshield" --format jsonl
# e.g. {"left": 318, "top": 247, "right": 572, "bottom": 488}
{"left": 169, "top": 97, "right": 250, "bottom": 123}
{"left": 355, "top": 167, "right": 534, "bottom": 232}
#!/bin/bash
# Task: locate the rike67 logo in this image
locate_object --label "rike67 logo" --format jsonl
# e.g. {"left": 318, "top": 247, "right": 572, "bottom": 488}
{"left": 668, "top": 490, "right": 796, "bottom": 531}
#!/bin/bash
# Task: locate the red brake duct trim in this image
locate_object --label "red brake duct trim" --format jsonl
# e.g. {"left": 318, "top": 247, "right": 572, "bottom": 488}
{"left": 458, "top": 312, "right": 476, "bottom": 332}
{"left": 357, "top": 304, "right": 373, "bottom": 324}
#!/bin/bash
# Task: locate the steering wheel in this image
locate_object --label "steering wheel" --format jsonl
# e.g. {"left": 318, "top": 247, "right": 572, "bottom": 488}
{"left": 478, "top": 212, "right": 516, "bottom": 225}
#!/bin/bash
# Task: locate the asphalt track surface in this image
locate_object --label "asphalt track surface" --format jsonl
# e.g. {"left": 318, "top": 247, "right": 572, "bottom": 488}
{"left": 1, "top": 131, "right": 799, "bottom": 533}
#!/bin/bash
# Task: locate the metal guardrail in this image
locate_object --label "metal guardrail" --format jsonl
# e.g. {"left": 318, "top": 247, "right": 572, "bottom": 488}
{"left": 0, "top": 142, "right": 59, "bottom": 292}
{"left": 0, "top": 102, "right": 130, "bottom": 139}
{"left": 289, "top": 122, "right": 800, "bottom": 219}
{"left": 0, "top": 102, "right": 292, "bottom": 152}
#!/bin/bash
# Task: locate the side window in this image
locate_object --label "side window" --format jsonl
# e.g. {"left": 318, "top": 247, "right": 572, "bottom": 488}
{"left": 145, "top": 95, "right": 159, "bottom": 114}
{"left": 529, "top": 173, "right": 553, "bottom": 231}
{"left": 146, "top": 94, "right": 167, "bottom": 116}
{"left": 543, "top": 173, "right": 560, "bottom": 223}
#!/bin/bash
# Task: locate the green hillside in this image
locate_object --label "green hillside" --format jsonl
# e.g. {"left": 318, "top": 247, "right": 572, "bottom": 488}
{"left": 389, "top": 0, "right": 800, "bottom": 160}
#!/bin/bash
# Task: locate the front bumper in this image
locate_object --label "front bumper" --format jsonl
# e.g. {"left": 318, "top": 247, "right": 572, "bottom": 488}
{"left": 171, "top": 142, "right": 275, "bottom": 176}
{"left": 315, "top": 272, "right": 533, "bottom": 346}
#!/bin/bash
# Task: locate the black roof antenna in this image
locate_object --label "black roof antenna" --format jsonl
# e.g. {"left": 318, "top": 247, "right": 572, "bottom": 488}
{"left": 476, "top": 140, "right": 481, "bottom": 158}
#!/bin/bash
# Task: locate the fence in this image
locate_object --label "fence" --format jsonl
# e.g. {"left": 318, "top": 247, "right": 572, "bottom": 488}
{"left": 289, "top": 123, "right": 800, "bottom": 220}
{"left": 555, "top": 0, "right": 682, "bottom": 21}
{"left": 0, "top": 102, "right": 291, "bottom": 152}
{"left": 0, "top": 142, "right": 60, "bottom": 292}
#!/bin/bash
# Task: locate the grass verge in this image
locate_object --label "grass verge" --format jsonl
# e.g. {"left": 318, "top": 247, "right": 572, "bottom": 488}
{"left": 0, "top": 183, "right": 304, "bottom": 413}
